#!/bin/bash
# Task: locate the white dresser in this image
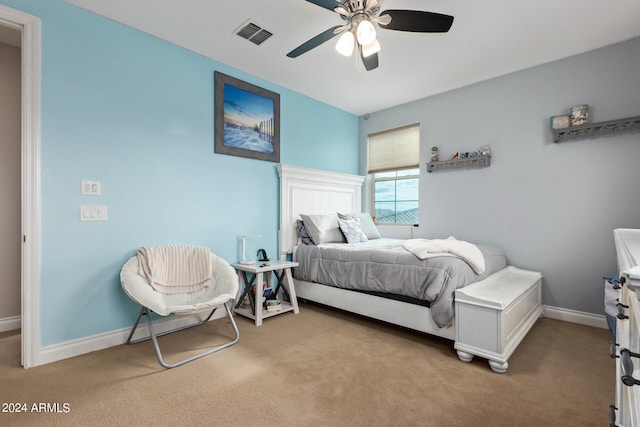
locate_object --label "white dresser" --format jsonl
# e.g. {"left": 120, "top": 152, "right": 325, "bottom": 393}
{"left": 612, "top": 228, "right": 640, "bottom": 426}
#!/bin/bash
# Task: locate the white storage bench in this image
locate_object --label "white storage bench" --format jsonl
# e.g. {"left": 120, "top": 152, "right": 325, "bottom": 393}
{"left": 454, "top": 266, "right": 543, "bottom": 373}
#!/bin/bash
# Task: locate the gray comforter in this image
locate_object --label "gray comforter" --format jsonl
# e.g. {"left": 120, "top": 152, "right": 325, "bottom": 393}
{"left": 293, "top": 238, "right": 507, "bottom": 328}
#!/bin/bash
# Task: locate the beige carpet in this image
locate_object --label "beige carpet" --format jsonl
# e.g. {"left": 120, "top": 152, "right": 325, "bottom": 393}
{"left": 0, "top": 303, "right": 613, "bottom": 426}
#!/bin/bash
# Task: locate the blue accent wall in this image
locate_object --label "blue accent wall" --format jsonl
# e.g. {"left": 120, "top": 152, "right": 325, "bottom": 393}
{"left": 1, "top": 0, "right": 358, "bottom": 346}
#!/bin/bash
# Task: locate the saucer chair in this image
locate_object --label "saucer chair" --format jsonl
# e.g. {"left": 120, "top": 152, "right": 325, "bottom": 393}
{"left": 120, "top": 250, "right": 239, "bottom": 368}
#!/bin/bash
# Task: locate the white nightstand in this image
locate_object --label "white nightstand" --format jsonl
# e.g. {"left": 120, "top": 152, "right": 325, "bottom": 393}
{"left": 231, "top": 260, "right": 299, "bottom": 326}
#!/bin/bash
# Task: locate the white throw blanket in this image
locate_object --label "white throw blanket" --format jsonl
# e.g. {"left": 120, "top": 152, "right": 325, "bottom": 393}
{"left": 136, "top": 244, "right": 212, "bottom": 295}
{"left": 403, "top": 237, "right": 486, "bottom": 274}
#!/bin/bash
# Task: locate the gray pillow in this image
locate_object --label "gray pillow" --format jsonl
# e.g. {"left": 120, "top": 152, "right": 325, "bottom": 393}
{"left": 337, "top": 212, "right": 381, "bottom": 240}
{"left": 299, "top": 213, "right": 346, "bottom": 244}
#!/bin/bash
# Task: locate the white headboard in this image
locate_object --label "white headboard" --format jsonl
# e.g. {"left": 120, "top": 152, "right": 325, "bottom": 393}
{"left": 277, "top": 164, "right": 365, "bottom": 258}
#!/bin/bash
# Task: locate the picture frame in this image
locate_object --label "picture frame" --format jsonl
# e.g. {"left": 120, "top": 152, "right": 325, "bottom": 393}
{"left": 214, "top": 71, "right": 280, "bottom": 162}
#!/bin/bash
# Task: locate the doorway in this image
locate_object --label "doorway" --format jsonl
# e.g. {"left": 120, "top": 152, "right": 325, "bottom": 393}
{"left": 0, "top": 4, "right": 41, "bottom": 368}
{"left": 0, "top": 28, "right": 21, "bottom": 335}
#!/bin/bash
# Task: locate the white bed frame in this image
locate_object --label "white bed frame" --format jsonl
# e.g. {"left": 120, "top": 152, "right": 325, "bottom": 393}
{"left": 277, "top": 164, "right": 543, "bottom": 373}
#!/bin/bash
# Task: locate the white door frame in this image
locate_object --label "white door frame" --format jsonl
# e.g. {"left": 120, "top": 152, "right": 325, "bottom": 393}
{"left": 0, "top": 4, "right": 41, "bottom": 368}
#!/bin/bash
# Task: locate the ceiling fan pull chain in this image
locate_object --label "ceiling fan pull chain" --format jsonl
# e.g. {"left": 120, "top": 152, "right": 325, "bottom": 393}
{"left": 355, "top": 44, "right": 364, "bottom": 71}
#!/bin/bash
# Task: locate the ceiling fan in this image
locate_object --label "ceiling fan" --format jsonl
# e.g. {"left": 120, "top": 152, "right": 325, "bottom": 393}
{"left": 286, "top": 0, "right": 454, "bottom": 71}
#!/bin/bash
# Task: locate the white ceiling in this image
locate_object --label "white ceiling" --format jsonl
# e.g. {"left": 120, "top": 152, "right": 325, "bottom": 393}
{"left": 64, "top": 0, "right": 640, "bottom": 116}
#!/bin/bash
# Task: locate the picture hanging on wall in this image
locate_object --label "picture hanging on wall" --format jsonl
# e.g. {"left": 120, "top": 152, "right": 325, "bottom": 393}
{"left": 214, "top": 71, "right": 280, "bottom": 162}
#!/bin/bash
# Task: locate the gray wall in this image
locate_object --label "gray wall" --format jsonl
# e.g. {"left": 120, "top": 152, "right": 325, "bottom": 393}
{"left": 360, "top": 37, "right": 640, "bottom": 316}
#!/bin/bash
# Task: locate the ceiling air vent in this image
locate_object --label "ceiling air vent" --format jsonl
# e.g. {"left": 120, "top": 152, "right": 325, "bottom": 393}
{"left": 234, "top": 20, "right": 273, "bottom": 46}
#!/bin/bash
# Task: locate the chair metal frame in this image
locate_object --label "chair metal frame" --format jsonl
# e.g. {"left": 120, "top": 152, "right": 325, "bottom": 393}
{"left": 126, "top": 301, "right": 240, "bottom": 369}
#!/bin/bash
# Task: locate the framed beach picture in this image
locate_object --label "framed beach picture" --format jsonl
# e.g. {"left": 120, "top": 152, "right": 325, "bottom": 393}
{"left": 214, "top": 71, "right": 280, "bottom": 162}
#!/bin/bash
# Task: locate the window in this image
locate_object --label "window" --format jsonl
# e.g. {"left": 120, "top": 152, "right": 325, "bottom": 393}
{"left": 373, "top": 169, "right": 419, "bottom": 224}
{"left": 368, "top": 124, "right": 419, "bottom": 225}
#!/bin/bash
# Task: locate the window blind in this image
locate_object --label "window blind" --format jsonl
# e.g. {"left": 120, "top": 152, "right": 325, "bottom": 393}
{"left": 368, "top": 124, "right": 420, "bottom": 173}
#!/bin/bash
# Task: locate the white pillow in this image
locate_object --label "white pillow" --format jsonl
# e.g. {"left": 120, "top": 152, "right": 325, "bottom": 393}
{"left": 338, "top": 217, "right": 368, "bottom": 243}
{"left": 299, "top": 213, "right": 346, "bottom": 244}
{"left": 337, "top": 212, "right": 381, "bottom": 240}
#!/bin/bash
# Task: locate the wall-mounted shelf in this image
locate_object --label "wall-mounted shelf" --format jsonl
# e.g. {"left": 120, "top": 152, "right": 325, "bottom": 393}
{"left": 552, "top": 115, "right": 640, "bottom": 143}
{"left": 427, "top": 155, "right": 491, "bottom": 173}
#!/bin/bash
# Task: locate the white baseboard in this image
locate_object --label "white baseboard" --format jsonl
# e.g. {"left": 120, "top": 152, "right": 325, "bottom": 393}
{"left": 542, "top": 305, "right": 608, "bottom": 329}
{"left": 33, "top": 304, "right": 606, "bottom": 366}
{"left": 38, "top": 309, "right": 228, "bottom": 366}
{"left": 0, "top": 315, "right": 21, "bottom": 333}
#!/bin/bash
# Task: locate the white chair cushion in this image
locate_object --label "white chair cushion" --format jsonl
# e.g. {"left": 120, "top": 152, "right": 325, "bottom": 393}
{"left": 120, "top": 253, "right": 238, "bottom": 316}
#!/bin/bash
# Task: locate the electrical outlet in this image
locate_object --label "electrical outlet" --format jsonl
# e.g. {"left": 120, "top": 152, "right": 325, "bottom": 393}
{"left": 81, "top": 180, "right": 101, "bottom": 195}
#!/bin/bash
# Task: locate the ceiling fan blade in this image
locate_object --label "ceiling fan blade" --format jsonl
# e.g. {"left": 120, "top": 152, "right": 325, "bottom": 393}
{"left": 378, "top": 10, "right": 454, "bottom": 33}
{"left": 287, "top": 25, "right": 344, "bottom": 58}
{"left": 304, "top": 0, "right": 344, "bottom": 12}
{"left": 361, "top": 50, "right": 379, "bottom": 71}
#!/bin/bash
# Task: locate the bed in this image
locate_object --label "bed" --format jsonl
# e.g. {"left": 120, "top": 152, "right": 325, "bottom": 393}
{"left": 277, "top": 164, "right": 543, "bottom": 372}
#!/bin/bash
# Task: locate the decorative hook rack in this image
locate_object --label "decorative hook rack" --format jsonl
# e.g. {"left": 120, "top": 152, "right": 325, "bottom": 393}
{"left": 427, "top": 155, "right": 491, "bottom": 173}
{"left": 552, "top": 115, "right": 640, "bottom": 143}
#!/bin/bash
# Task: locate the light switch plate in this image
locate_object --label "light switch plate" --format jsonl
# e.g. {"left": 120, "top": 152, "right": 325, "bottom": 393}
{"left": 80, "top": 205, "right": 107, "bottom": 221}
{"left": 82, "top": 180, "right": 101, "bottom": 195}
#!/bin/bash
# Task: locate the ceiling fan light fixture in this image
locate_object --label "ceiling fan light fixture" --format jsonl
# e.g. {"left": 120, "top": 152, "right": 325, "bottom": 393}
{"left": 361, "top": 38, "right": 380, "bottom": 58}
{"left": 356, "top": 19, "right": 376, "bottom": 45}
{"left": 287, "top": 2, "right": 454, "bottom": 72}
{"left": 335, "top": 31, "right": 355, "bottom": 56}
